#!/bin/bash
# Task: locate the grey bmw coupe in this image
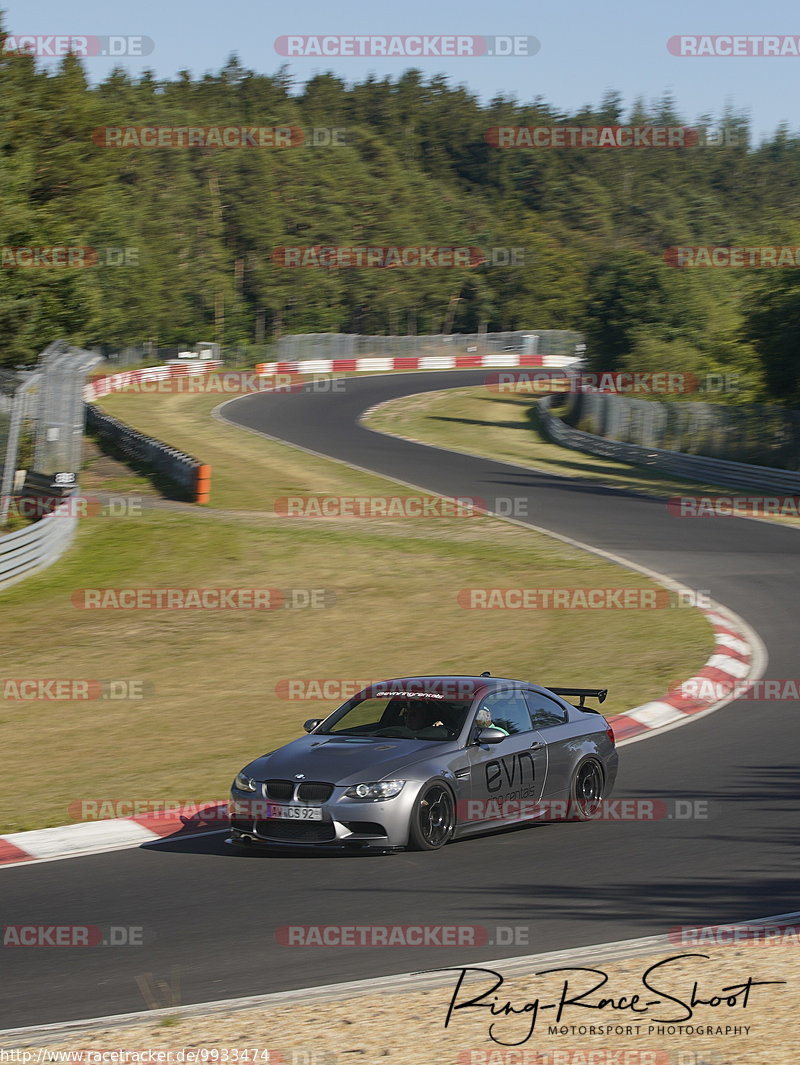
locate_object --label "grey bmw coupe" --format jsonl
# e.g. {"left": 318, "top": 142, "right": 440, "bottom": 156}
{"left": 228, "top": 674, "right": 618, "bottom": 853}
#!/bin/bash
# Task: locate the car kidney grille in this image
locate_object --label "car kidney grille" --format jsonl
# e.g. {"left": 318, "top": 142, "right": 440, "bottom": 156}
{"left": 264, "top": 780, "right": 333, "bottom": 802}
{"left": 256, "top": 820, "right": 336, "bottom": 843}
{"left": 264, "top": 780, "right": 294, "bottom": 801}
{"left": 297, "top": 782, "right": 334, "bottom": 802}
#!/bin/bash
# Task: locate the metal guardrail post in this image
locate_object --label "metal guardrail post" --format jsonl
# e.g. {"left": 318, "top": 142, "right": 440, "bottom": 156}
{"left": 0, "top": 371, "right": 42, "bottom": 526}
{"left": 33, "top": 341, "right": 102, "bottom": 476}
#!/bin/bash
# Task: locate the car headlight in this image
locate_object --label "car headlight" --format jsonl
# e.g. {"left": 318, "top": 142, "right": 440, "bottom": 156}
{"left": 234, "top": 771, "right": 257, "bottom": 793}
{"left": 344, "top": 780, "right": 405, "bottom": 801}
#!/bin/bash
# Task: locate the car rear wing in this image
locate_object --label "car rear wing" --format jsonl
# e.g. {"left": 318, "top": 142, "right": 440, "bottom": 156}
{"left": 546, "top": 687, "right": 608, "bottom": 708}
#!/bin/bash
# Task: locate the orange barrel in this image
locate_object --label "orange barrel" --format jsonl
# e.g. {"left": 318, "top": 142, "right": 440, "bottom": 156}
{"left": 195, "top": 464, "right": 212, "bottom": 504}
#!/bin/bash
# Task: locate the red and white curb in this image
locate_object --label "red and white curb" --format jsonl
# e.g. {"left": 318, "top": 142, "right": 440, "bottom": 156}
{"left": 83, "top": 361, "right": 222, "bottom": 401}
{"left": 610, "top": 606, "right": 756, "bottom": 741}
{"left": 0, "top": 605, "right": 758, "bottom": 870}
{"left": 255, "top": 353, "right": 574, "bottom": 375}
{"left": 0, "top": 805, "right": 228, "bottom": 869}
{"left": 84, "top": 355, "right": 575, "bottom": 402}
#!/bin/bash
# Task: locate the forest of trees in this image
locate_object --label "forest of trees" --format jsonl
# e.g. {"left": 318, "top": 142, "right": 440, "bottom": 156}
{"left": 2, "top": 26, "right": 800, "bottom": 403}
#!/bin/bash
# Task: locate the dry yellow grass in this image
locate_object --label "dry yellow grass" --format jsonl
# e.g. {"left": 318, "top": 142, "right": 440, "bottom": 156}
{"left": 0, "top": 384, "right": 713, "bottom": 831}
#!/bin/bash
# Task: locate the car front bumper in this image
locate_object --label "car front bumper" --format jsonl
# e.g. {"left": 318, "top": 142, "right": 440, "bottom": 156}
{"left": 228, "top": 786, "right": 418, "bottom": 850}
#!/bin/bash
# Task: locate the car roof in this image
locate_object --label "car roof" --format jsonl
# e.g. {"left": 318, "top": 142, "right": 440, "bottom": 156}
{"left": 365, "top": 675, "right": 561, "bottom": 697}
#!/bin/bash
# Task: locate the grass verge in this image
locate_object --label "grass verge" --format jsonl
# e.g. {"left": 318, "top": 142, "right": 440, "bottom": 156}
{"left": 0, "top": 385, "right": 714, "bottom": 832}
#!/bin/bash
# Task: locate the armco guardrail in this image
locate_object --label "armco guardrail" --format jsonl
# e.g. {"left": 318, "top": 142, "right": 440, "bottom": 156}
{"left": 86, "top": 404, "right": 211, "bottom": 503}
{"left": 0, "top": 494, "right": 78, "bottom": 591}
{"left": 84, "top": 361, "right": 219, "bottom": 503}
{"left": 538, "top": 395, "right": 800, "bottom": 493}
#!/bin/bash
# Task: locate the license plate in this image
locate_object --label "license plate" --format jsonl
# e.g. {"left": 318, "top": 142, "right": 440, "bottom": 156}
{"left": 266, "top": 803, "right": 323, "bottom": 821}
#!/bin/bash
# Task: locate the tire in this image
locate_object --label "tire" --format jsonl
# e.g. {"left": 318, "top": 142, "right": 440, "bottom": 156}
{"left": 407, "top": 782, "right": 456, "bottom": 851}
{"left": 567, "top": 759, "right": 605, "bottom": 821}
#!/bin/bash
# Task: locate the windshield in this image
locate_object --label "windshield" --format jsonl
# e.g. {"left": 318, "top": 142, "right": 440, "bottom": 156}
{"left": 319, "top": 694, "right": 472, "bottom": 740}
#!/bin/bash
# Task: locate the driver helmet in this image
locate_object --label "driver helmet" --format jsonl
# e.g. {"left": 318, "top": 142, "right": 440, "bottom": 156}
{"left": 475, "top": 705, "right": 493, "bottom": 728}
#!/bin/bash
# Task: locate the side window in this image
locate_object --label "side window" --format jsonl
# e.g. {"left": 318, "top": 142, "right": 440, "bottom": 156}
{"left": 524, "top": 690, "right": 569, "bottom": 729}
{"left": 480, "top": 691, "right": 533, "bottom": 735}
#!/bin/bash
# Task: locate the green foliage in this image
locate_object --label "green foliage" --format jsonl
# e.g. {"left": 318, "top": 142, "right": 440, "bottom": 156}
{"left": 584, "top": 251, "right": 703, "bottom": 366}
{"left": 744, "top": 273, "right": 800, "bottom": 406}
{"left": 0, "top": 29, "right": 798, "bottom": 404}
{"left": 617, "top": 335, "right": 766, "bottom": 405}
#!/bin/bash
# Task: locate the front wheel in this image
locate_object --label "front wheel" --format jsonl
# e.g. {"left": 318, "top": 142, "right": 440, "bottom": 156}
{"left": 407, "top": 782, "right": 455, "bottom": 850}
{"left": 567, "top": 759, "right": 605, "bottom": 820}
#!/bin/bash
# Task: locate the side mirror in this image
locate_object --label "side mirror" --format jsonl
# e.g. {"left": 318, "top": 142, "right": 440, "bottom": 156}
{"left": 303, "top": 718, "right": 322, "bottom": 733}
{"left": 476, "top": 727, "right": 506, "bottom": 744}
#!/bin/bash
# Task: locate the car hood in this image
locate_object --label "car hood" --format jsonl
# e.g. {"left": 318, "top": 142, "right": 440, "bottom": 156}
{"left": 243, "top": 733, "right": 459, "bottom": 787}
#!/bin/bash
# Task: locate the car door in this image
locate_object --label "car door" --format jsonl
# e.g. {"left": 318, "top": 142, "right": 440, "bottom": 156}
{"left": 466, "top": 689, "right": 548, "bottom": 829}
{"left": 523, "top": 689, "right": 579, "bottom": 803}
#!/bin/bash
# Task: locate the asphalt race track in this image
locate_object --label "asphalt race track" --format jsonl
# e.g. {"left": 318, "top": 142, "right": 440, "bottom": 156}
{"left": 2, "top": 369, "right": 798, "bottom": 1030}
